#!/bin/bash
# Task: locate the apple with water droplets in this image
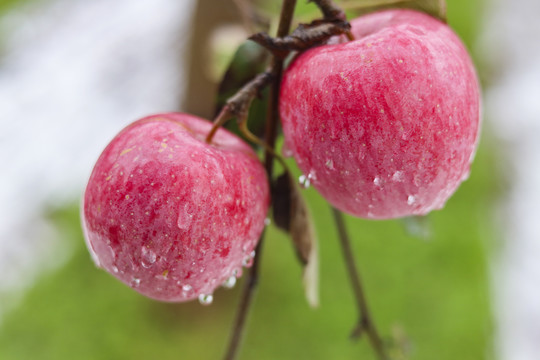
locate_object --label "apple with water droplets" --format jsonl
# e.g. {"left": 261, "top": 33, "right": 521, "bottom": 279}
{"left": 82, "top": 113, "right": 269, "bottom": 302}
{"left": 279, "top": 9, "right": 481, "bottom": 219}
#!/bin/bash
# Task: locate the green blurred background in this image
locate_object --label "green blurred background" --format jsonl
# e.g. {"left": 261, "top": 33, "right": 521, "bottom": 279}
{"left": 0, "top": 0, "right": 498, "bottom": 359}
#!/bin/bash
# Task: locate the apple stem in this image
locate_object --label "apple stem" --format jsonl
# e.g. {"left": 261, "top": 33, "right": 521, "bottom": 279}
{"left": 239, "top": 120, "right": 291, "bottom": 175}
{"left": 221, "top": 1, "right": 297, "bottom": 360}
{"left": 331, "top": 207, "right": 389, "bottom": 360}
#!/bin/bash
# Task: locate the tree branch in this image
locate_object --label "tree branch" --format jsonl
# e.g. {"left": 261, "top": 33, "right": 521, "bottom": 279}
{"left": 221, "top": 1, "right": 297, "bottom": 359}
{"left": 331, "top": 207, "right": 389, "bottom": 360}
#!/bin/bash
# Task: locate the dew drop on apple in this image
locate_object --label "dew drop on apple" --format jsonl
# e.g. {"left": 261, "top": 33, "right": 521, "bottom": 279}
{"left": 392, "top": 171, "right": 404, "bottom": 182}
{"left": 242, "top": 250, "right": 256, "bottom": 267}
{"left": 198, "top": 293, "right": 214, "bottom": 305}
{"left": 373, "top": 176, "right": 382, "bottom": 187}
{"left": 222, "top": 275, "right": 237, "bottom": 289}
{"left": 299, "top": 172, "right": 316, "bottom": 189}
{"left": 264, "top": 217, "right": 271, "bottom": 226}
{"left": 298, "top": 174, "right": 310, "bottom": 188}
{"left": 177, "top": 203, "right": 194, "bottom": 229}
{"left": 325, "top": 159, "right": 334, "bottom": 170}
{"left": 141, "top": 246, "right": 157, "bottom": 268}
{"left": 181, "top": 284, "right": 193, "bottom": 293}
{"left": 407, "top": 195, "right": 416, "bottom": 205}
{"left": 131, "top": 277, "right": 141, "bottom": 288}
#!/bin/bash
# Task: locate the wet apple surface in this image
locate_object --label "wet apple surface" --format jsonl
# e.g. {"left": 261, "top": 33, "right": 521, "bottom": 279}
{"left": 82, "top": 113, "right": 269, "bottom": 302}
{"left": 280, "top": 9, "right": 481, "bottom": 219}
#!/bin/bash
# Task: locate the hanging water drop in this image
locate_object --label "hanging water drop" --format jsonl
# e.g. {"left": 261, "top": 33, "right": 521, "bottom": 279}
{"left": 264, "top": 217, "right": 271, "bottom": 226}
{"left": 299, "top": 172, "right": 316, "bottom": 189}
{"left": 242, "top": 250, "right": 256, "bottom": 267}
{"left": 131, "top": 277, "right": 141, "bottom": 288}
{"left": 198, "top": 293, "right": 214, "bottom": 305}
{"left": 298, "top": 174, "right": 310, "bottom": 189}
{"left": 222, "top": 275, "right": 237, "bottom": 289}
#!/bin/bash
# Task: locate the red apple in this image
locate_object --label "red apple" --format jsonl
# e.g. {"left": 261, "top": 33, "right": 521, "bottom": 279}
{"left": 82, "top": 113, "right": 269, "bottom": 302}
{"left": 280, "top": 9, "right": 481, "bottom": 219}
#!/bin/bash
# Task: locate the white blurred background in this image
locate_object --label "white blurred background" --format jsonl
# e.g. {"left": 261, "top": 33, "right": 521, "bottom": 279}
{"left": 0, "top": 0, "right": 539, "bottom": 358}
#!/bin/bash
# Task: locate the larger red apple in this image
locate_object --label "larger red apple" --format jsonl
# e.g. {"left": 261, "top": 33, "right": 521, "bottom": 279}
{"left": 82, "top": 113, "right": 269, "bottom": 302}
{"left": 280, "top": 9, "right": 481, "bottom": 219}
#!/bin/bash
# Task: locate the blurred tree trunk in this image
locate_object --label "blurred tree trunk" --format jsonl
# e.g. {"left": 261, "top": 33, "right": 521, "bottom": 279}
{"left": 181, "top": 0, "right": 242, "bottom": 119}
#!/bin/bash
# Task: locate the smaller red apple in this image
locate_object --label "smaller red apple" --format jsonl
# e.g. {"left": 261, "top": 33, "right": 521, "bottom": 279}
{"left": 82, "top": 113, "right": 269, "bottom": 302}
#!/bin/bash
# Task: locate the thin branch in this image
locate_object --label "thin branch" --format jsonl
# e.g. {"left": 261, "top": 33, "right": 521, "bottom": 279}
{"left": 221, "top": 1, "right": 297, "bottom": 360}
{"left": 206, "top": 71, "right": 273, "bottom": 144}
{"left": 249, "top": 19, "right": 350, "bottom": 56}
{"left": 331, "top": 207, "right": 389, "bottom": 360}
{"left": 310, "top": 0, "right": 347, "bottom": 20}
{"left": 223, "top": 228, "right": 266, "bottom": 360}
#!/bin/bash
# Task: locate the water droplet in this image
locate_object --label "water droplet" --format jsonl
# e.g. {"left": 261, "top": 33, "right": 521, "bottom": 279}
{"left": 198, "top": 294, "right": 213, "bottom": 305}
{"left": 392, "top": 171, "right": 404, "bottom": 182}
{"left": 325, "top": 159, "right": 334, "bottom": 170}
{"left": 141, "top": 247, "right": 157, "bottom": 268}
{"left": 131, "top": 277, "right": 141, "bottom": 288}
{"left": 112, "top": 265, "right": 119, "bottom": 273}
{"left": 298, "top": 174, "right": 310, "bottom": 189}
{"left": 242, "top": 250, "right": 256, "bottom": 267}
{"left": 222, "top": 275, "right": 237, "bottom": 289}
{"left": 282, "top": 141, "right": 293, "bottom": 158}
{"left": 264, "top": 217, "right": 271, "bottom": 226}
{"left": 373, "top": 176, "right": 382, "bottom": 187}
{"left": 233, "top": 267, "right": 243, "bottom": 278}
{"left": 177, "top": 203, "right": 194, "bottom": 229}
{"left": 407, "top": 195, "right": 416, "bottom": 205}
{"left": 299, "top": 172, "right": 316, "bottom": 189}
{"left": 181, "top": 284, "right": 193, "bottom": 293}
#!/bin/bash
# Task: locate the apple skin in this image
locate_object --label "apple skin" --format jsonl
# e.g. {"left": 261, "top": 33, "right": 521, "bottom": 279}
{"left": 82, "top": 113, "right": 269, "bottom": 302}
{"left": 280, "top": 9, "right": 481, "bottom": 219}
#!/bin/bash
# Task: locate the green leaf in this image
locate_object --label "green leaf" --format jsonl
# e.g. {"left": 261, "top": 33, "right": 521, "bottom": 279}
{"left": 214, "top": 40, "right": 269, "bottom": 139}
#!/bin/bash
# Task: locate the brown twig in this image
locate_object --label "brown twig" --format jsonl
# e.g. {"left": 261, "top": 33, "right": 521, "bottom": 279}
{"left": 206, "top": 71, "right": 273, "bottom": 144}
{"left": 249, "top": 19, "right": 350, "bottom": 57}
{"left": 221, "top": 1, "right": 297, "bottom": 360}
{"left": 310, "top": 0, "right": 347, "bottom": 20}
{"left": 331, "top": 207, "right": 389, "bottom": 360}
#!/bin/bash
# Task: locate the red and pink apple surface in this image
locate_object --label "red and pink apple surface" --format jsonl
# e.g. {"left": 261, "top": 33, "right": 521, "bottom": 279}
{"left": 82, "top": 113, "right": 269, "bottom": 302}
{"left": 280, "top": 9, "right": 481, "bottom": 219}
